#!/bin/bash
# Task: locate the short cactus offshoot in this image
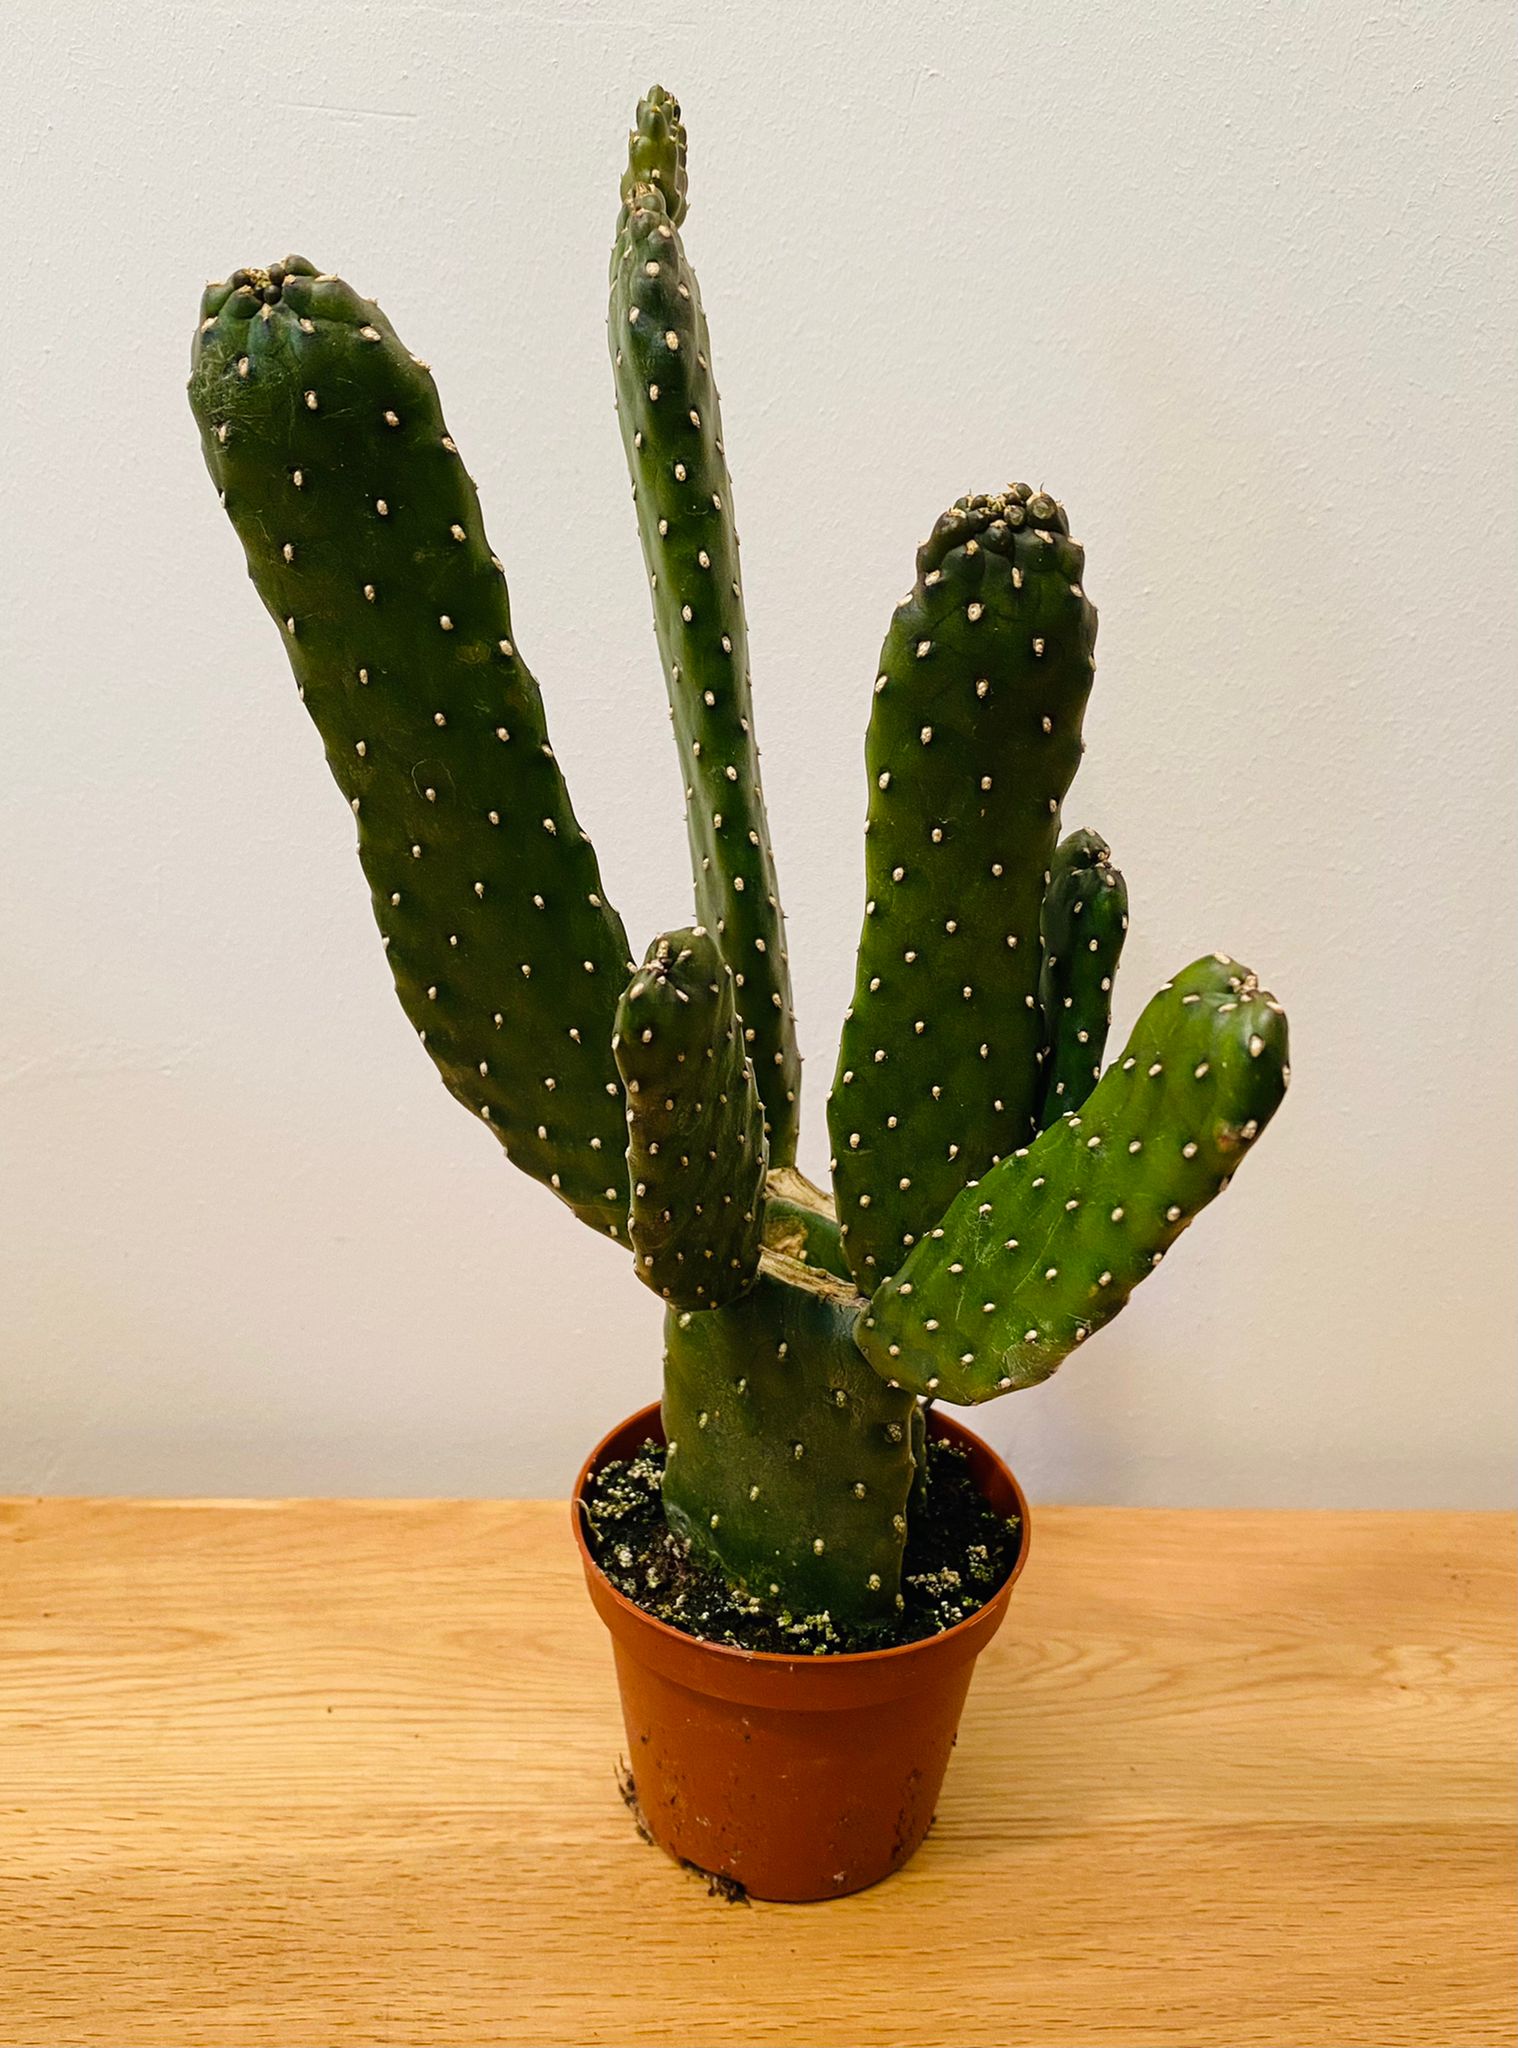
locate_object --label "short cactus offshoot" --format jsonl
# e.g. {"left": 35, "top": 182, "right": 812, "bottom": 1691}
{"left": 189, "top": 89, "right": 1291, "bottom": 1634}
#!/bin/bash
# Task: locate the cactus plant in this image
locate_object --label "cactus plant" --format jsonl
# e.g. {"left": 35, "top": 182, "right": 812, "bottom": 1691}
{"left": 188, "top": 88, "right": 1290, "bottom": 1636}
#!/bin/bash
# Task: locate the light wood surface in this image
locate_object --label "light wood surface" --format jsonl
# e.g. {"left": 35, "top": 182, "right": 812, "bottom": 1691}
{"left": 1, "top": 1494, "right": 1511, "bottom": 2048}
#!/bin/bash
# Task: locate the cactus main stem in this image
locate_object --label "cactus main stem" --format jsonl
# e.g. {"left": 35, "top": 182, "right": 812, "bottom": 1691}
{"left": 610, "top": 87, "right": 801, "bottom": 1165}
{"left": 661, "top": 1257, "right": 918, "bottom": 1627}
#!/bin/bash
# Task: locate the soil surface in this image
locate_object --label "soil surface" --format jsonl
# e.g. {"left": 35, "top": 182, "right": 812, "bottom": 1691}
{"left": 581, "top": 1436, "right": 1021, "bottom": 1654}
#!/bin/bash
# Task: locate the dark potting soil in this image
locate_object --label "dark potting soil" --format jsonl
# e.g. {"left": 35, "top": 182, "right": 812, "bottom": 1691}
{"left": 581, "top": 1435, "right": 1021, "bottom": 1654}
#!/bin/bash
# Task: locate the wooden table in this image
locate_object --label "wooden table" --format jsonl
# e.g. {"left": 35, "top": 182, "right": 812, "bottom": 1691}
{"left": 1, "top": 1497, "right": 1511, "bottom": 2047}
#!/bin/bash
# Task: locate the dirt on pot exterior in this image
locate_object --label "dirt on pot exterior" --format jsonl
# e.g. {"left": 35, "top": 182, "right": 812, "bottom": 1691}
{"left": 581, "top": 1435, "right": 1021, "bottom": 1654}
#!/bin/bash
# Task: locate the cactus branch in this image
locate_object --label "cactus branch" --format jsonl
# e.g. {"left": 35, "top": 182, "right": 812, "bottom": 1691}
{"left": 857, "top": 955, "right": 1290, "bottom": 1402}
{"left": 828, "top": 488, "right": 1098, "bottom": 1287}
{"left": 615, "top": 926, "right": 767, "bottom": 1309}
{"left": 188, "top": 259, "right": 632, "bottom": 1237}
{"left": 1038, "top": 828, "right": 1129, "bottom": 1126}
{"left": 610, "top": 87, "right": 801, "bottom": 1164}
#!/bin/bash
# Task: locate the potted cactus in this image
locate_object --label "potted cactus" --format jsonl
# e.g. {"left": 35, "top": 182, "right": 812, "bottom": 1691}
{"left": 188, "top": 85, "right": 1289, "bottom": 1902}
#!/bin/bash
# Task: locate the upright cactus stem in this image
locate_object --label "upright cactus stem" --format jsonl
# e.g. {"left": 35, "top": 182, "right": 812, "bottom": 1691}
{"left": 1038, "top": 828, "right": 1129, "bottom": 1126}
{"left": 661, "top": 1264, "right": 918, "bottom": 1626}
{"left": 828, "top": 489, "right": 1097, "bottom": 1288}
{"left": 188, "top": 258, "right": 631, "bottom": 1237}
{"left": 189, "top": 89, "right": 1293, "bottom": 1644}
{"left": 615, "top": 926, "right": 767, "bottom": 1309}
{"left": 610, "top": 87, "right": 801, "bottom": 1165}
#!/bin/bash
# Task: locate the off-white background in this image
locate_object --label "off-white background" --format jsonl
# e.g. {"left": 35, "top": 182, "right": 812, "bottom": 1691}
{"left": 3, "top": 1, "right": 1514, "bottom": 1504}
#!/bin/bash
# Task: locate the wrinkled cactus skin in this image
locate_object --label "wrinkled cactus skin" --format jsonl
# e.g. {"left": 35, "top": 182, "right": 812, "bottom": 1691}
{"left": 189, "top": 90, "right": 1290, "bottom": 1631}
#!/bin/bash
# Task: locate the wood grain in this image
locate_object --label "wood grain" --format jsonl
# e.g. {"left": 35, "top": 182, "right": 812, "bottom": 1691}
{"left": 0, "top": 1496, "right": 1511, "bottom": 2047}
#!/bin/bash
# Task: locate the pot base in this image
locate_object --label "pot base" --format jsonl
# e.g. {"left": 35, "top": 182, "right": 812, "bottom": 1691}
{"left": 574, "top": 1402, "right": 1030, "bottom": 1902}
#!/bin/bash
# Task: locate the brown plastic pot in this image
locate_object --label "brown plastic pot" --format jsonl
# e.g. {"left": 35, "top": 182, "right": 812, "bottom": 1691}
{"left": 572, "top": 1399, "right": 1030, "bottom": 1902}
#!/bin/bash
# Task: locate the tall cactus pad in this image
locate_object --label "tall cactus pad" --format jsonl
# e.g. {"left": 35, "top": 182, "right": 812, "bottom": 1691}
{"left": 662, "top": 1266, "right": 918, "bottom": 1627}
{"left": 614, "top": 926, "right": 767, "bottom": 1308}
{"left": 858, "top": 955, "right": 1289, "bottom": 1403}
{"left": 610, "top": 90, "right": 801, "bottom": 1164}
{"left": 829, "top": 489, "right": 1098, "bottom": 1287}
{"left": 1038, "top": 828, "right": 1129, "bottom": 1126}
{"left": 188, "top": 260, "right": 632, "bottom": 1236}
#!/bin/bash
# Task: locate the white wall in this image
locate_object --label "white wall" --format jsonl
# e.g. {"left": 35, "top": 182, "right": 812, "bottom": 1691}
{"left": 2, "top": 0, "right": 1513, "bottom": 1506}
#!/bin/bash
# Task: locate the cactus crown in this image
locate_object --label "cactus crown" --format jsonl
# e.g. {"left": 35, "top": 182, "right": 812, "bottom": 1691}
{"left": 188, "top": 87, "right": 1290, "bottom": 1632}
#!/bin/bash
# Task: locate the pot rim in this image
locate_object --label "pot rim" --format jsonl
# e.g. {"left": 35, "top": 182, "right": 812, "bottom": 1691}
{"left": 572, "top": 1396, "right": 1031, "bottom": 1674}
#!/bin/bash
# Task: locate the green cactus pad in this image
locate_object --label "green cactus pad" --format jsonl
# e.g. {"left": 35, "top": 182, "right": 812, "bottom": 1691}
{"left": 1038, "top": 828, "right": 1129, "bottom": 1126}
{"left": 828, "top": 488, "right": 1098, "bottom": 1287}
{"left": 858, "top": 955, "right": 1289, "bottom": 1403}
{"left": 614, "top": 926, "right": 767, "bottom": 1308}
{"left": 610, "top": 92, "right": 802, "bottom": 1164}
{"left": 188, "top": 259, "right": 632, "bottom": 1237}
{"left": 662, "top": 1261, "right": 918, "bottom": 1626}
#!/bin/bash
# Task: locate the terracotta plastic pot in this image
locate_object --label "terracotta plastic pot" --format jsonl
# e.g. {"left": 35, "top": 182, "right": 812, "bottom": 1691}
{"left": 572, "top": 1399, "right": 1030, "bottom": 1902}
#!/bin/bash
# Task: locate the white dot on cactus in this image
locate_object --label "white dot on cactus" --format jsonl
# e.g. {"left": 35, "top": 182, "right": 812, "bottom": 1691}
{"left": 1111, "top": 1205, "right": 1125, "bottom": 1222}
{"left": 1182, "top": 1140, "right": 1199, "bottom": 1158}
